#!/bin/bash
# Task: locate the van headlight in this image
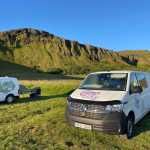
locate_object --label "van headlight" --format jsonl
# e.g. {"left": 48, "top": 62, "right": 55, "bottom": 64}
{"left": 105, "top": 104, "right": 123, "bottom": 112}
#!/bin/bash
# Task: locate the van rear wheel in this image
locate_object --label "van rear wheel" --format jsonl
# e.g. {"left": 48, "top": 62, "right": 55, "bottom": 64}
{"left": 5, "top": 95, "right": 15, "bottom": 103}
{"left": 126, "top": 116, "right": 134, "bottom": 139}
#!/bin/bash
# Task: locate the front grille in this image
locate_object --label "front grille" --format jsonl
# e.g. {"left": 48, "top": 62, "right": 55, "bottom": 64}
{"left": 68, "top": 100, "right": 107, "bottom": 119}
{"left": 69, "top": 101, "right": 105, "bottom": 112}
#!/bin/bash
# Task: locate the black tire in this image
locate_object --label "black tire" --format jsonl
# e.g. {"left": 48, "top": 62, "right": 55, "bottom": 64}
{"left": 126, "top": 115, "right": 134, "bottom": 139}
{"left": 5, "top": 95, "right": 15, "bottom": 103}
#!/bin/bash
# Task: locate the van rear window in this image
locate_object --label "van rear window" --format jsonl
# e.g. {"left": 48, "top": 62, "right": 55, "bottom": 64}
{"left": 79, "top": 73, "right": 128, "bottom": 91}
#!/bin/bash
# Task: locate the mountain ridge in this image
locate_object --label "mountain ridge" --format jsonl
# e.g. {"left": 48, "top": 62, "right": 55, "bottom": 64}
{"left": 0, "top": 28, "right": 138, "bottom": 74}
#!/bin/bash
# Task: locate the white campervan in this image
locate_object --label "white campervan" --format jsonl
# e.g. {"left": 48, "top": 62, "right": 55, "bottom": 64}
{"left": 0, "top": 77, "right": 19, "bottom": 103}
{"left": 66, "top": 71, "right": 150, "bottom": 138}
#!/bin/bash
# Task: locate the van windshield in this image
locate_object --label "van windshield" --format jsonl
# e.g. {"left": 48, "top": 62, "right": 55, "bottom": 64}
{"left": 79, "top": 73, "right": 128, "bottom": 91}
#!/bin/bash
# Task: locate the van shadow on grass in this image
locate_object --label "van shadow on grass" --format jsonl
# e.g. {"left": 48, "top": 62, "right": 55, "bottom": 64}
{"left": 0, "top": 59, "right": 84, "bottom": 80}
{"left": 133, "top": 112, "right": 150, "bottom": 138}
{"left": 13, "top": 89, "right": 75, "bottom": 104}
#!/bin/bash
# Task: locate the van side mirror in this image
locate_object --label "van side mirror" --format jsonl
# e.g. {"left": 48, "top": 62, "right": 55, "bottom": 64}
{"left": 130, "top": 86, "right": 143, "bottom": 94}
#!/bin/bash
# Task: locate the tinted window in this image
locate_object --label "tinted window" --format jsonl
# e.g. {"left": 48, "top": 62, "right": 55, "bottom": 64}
{"left": 0, "top": 80, "right": 15, "bottom": 93}
{"left": 136, "top": 73, "right": 148, "bottom": 90}
{"left": 130, "top": 73, "right": 138, "bottom": 93}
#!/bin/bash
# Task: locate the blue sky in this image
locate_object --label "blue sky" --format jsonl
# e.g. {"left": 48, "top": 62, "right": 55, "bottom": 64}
{"left": 0, "top": 0, "right": 150, "bottom": 50}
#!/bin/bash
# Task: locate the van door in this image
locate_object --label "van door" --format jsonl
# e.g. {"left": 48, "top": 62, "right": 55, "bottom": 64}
{"left": 136, "top": 73, "right": 149, "bottom": 114}
{"left": 129, "top": 73, "right": 144, "bottom": 122}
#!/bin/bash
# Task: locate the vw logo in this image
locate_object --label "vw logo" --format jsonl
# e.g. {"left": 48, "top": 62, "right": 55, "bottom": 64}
{"left": 80, "top": 104, "right": 88, "bottom": 112}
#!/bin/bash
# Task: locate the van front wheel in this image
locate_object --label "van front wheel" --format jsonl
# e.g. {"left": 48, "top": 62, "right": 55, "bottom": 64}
{"left": 5, "top": 95, "right": 15, "bottom": 103}
{"left": 126, "top": 116, "right": 134, "bottom": 139}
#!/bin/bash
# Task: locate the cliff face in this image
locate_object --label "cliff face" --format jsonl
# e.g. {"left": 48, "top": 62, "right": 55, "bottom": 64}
{"left": 0, "top": 28, "right": 135, "bottom": 74}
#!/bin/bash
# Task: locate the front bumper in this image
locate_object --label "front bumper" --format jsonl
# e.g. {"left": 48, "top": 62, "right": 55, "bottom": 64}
{"left": 66, "top": 107, "right": 126, "bottom": 134}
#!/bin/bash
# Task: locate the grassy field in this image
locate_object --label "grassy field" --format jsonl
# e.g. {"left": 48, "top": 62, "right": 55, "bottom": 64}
{"left": 0, "top": 79, "right": 150, "bottom": 150}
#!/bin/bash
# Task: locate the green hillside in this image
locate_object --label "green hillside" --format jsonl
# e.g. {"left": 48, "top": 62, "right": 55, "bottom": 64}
{"left": 119, "top": 50, "right": 150, "bottom": 71}
{"left": 0, "top": 59, "right": 83, "bottom": 80}
{"left": 0, "top": 28, "right": 136, "bottom": 74}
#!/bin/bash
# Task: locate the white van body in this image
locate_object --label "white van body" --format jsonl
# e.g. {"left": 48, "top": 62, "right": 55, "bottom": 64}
{"left": 0, "top": 77, "right": 19, "bottom": 102}
{"left": 66, "top": 71, "right": 150, "bottom": 138}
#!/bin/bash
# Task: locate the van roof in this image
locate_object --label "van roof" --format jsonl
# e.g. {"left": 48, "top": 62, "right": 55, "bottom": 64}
{"left": 0, "top": 77, "right": 17, "bottom": 80}
{"left": 90, "top": 70, "right": 147, "bottom": 74}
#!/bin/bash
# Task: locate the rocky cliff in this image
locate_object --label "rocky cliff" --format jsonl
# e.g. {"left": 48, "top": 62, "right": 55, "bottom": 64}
{"left": 0, "top": 28, "right": 136, "bottom": 74}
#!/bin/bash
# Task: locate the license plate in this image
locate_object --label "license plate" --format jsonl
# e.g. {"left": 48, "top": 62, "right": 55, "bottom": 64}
{"left": 74, "top": 122, "right": 92, "bottom": 130}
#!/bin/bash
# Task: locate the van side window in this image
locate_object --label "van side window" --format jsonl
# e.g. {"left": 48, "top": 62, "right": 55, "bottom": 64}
{"left": 130, "top": 73, "right": 139, "bottom": 93}
{"left": 0, "top": 80, "right": 15, "bottom": 93}
{"left": 136, "top": 73, "right": 148, "bottom": 90}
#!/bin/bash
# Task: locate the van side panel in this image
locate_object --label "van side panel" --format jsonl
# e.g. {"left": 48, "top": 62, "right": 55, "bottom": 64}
{"left": 144, "top": 73, "right": 150, "bottom": 112}
{"left": 122, "top": 72, "right": 138, "bottom": 122}
{"left": 123, "top": 72, "right": 150, "bottom": 124}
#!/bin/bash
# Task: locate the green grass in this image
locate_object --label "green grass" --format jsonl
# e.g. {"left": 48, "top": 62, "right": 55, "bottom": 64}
{"left": 0, "top": 80, "right": 150, "bottom": 150}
